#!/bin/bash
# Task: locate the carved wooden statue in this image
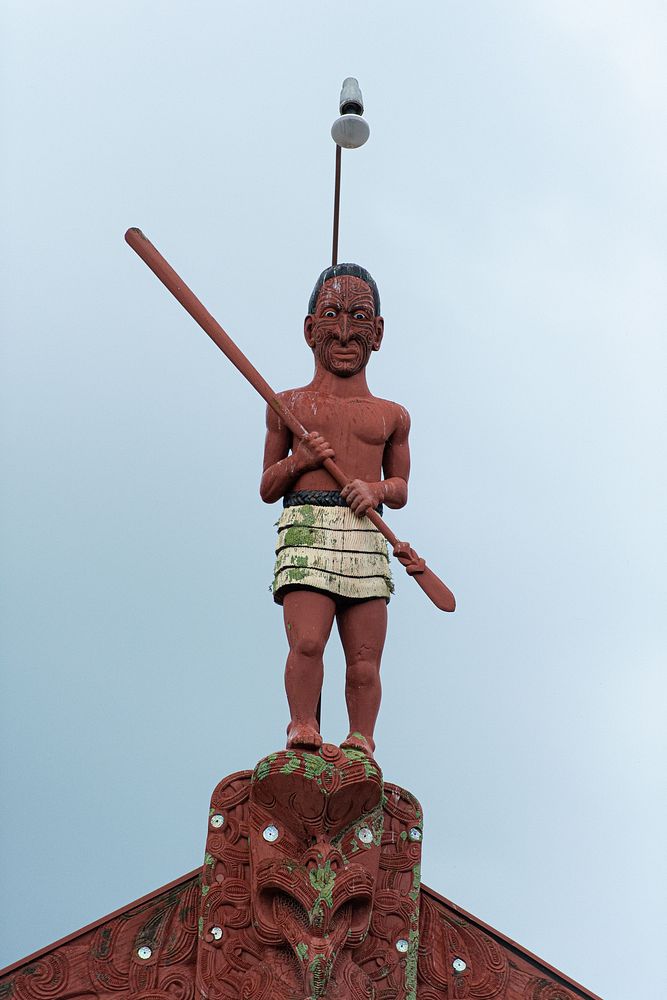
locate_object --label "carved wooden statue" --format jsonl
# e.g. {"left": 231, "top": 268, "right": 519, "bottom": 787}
{"left": 261, "top": 264, "right": 413, "bottom": 754}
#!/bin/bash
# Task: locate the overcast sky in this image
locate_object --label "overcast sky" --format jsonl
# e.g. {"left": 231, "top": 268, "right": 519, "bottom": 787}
{"left": 1, "top": 3, "right": 665, "bottom": 998}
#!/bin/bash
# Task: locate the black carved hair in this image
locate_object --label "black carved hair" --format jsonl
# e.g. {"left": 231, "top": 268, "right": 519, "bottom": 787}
{"left": 308, "top": 263, "right": 380, "bottom": 315}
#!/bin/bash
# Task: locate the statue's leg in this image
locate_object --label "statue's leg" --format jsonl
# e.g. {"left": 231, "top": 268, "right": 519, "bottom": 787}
{"left": 282, "top": 588, "right": 337, "bottom": 749}
{"left": 337, "top": 597, "right": 387, "bottom": 754}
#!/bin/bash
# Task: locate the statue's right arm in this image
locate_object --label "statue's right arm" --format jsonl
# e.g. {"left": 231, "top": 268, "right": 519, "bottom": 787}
{"left": 259, "top": 401, "right": 335, "bottom": 503}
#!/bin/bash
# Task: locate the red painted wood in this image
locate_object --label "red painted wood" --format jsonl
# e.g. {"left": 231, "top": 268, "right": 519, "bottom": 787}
{"left": 1, "top": 774, "right": 602, "bottom": 1000}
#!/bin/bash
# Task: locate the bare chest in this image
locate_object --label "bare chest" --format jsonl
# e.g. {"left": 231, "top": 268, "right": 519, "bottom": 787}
{"left": 291, "top": 395, "right": 394, "bottom": 450}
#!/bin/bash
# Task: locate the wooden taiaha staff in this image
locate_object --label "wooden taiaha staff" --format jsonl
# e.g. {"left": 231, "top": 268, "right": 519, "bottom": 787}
{"left": 125, "top": 228, "right": 456, "bottom": 612}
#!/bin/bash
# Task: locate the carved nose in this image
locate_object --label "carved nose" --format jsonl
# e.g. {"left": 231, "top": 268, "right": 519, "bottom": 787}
{"left": 338, "top": 316, "right": 351, "bottom": 344}
{"left": 303, "top": 843, "right": 344, "bottom": 872}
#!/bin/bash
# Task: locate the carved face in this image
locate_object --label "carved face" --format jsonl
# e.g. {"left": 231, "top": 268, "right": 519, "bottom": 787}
{"left": 197, "top": 749, "right": 423, "bottom": 1000}
{"left": 305, "top": 276, "right": 384, "bottom": 377}
{"left": 249, "top": 746, "right": 384, "bottom": 998}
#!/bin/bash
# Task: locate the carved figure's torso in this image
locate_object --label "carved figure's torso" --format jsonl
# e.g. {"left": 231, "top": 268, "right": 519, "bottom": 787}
{"left": 277, "top": 388, "right": 408, "bottom": 491}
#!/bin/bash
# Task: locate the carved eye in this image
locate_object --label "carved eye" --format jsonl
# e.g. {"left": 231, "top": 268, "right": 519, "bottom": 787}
{"left": 353, "top": 311, "right": 367, "bottom": 320}
{"left": 323, "top": 309, "right": 336, "bottom": 318}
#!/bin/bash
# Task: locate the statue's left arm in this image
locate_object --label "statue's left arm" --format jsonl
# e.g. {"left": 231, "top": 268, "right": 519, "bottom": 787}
{"left": 340, "top": 404, "right": 410, "bottom": 515}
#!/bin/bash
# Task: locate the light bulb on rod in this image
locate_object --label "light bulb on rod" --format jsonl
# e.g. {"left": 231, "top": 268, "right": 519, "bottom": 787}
{"left": 330, "top": 78, "right": 370, "bottom": 265}
{"left": 331, "top": 77, "right": 370, "bottom": 148}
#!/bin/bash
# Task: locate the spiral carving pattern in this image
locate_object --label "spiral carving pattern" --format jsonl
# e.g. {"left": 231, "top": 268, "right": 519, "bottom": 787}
{"left": 1, "top": 761, "right": 594, "bottom": 1000}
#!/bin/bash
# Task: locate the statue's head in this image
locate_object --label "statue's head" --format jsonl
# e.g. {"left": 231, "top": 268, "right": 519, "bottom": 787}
{"left": 305, "top": 264, "right": 383, "bottom": 377}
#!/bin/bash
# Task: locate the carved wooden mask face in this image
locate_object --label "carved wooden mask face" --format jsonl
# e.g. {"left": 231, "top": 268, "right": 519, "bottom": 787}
{"left": 305, "top": 276, "right": 384, "bottom": 378}
{"left": 197, "top": 749, "right": 423, "bottom": 1000}
{"left": 249, "top": 747, "right": 383, "bottom": 996}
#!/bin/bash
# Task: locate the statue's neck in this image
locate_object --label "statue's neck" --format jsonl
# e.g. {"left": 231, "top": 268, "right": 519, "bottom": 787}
{"left": 310, "top": 366, "right": 372, "bottom": 398}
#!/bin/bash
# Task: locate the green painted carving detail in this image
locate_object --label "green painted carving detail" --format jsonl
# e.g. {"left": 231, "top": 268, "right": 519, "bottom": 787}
{"left": 309, "top": 859, "right": 336, "bottom": 922}
{"left": 403, "top": 858, "right": 422, "bottom": 999}
{"left": 307, "top": 954, "right": 334, "bottom": 998}
{"left": 340, "top": 747, "right": 380, "bottom": 780}
{"left": 253, "top": 753, "right": 278, "bottom": 782}
{"left": 303, "top": 752, "right": 333, "bottom": 781}
{"left": 409, "top": 862, "right": 421, "bottom": 902}
{"left": 295, "top": 941, "right": 309, "bottom": 961}
{"left": 280, "top": 755, "right": 301, "bottom": 775}
{"left": 252, "top": 746, "right": 382, "bottom": 786}
{"left": 404, "top": 924, "right": 420, "bottom": 1000}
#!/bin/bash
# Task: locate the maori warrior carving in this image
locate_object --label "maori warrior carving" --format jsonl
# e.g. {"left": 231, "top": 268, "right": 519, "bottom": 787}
{"left": 261, "top": 265, "right": 416, "bottom": 754}
{"left": 123, "top": 230, "right": 455, "bottom": 756}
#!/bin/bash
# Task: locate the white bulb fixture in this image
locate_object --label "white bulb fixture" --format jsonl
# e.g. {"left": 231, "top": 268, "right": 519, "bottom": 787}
{"left": 331, "top": 77, "right": 370, "bottom": 149}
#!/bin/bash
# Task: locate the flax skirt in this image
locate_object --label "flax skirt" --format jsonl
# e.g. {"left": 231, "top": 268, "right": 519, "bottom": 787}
{"left": 272, "top": 504, "right": 393, "bottom": 604}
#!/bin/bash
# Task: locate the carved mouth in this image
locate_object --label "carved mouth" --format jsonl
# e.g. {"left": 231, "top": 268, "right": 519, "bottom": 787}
{"left": 317, "top": 337, "right": 370, "bottom": 376}
{"left": 331, "top": 343, "right": 362, "bottom": 358}
{"left": 272, "top": 892, "right": 356, "bottom": 998}
{"left": 272, "top": 890, "right": 309, "bottom": 931}
{"left": 256, "top": 861, "right": 374, "bottom": 939}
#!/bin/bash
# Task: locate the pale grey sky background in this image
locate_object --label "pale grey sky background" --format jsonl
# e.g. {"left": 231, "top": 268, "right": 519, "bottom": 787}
{"left": 1, "top": 3, "right": 665, "bottom": 998}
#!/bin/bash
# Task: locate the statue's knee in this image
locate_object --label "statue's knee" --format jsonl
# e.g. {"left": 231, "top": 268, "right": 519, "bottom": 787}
{"left": 346, "top": 658, "right": 379, "bottom": 689}
{"left": 293, "top": 636, "right": 326, "bottom": 661}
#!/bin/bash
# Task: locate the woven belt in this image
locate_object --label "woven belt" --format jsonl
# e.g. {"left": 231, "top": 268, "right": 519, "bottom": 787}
{"left": 283, "top": 490, "right": 383, "bottom": 516}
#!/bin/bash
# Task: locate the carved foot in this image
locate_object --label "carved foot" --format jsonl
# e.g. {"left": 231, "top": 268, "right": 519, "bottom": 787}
{"left": 340, "top": 731, "right": 375, "bottom": 755}
{"left": 286, "top": 721, "right": 323, "bottom": 750}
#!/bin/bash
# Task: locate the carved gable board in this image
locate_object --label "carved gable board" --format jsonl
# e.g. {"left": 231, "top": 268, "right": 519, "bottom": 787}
{"left": 1, "top": 753, "right": 602, "bottom": 1000}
